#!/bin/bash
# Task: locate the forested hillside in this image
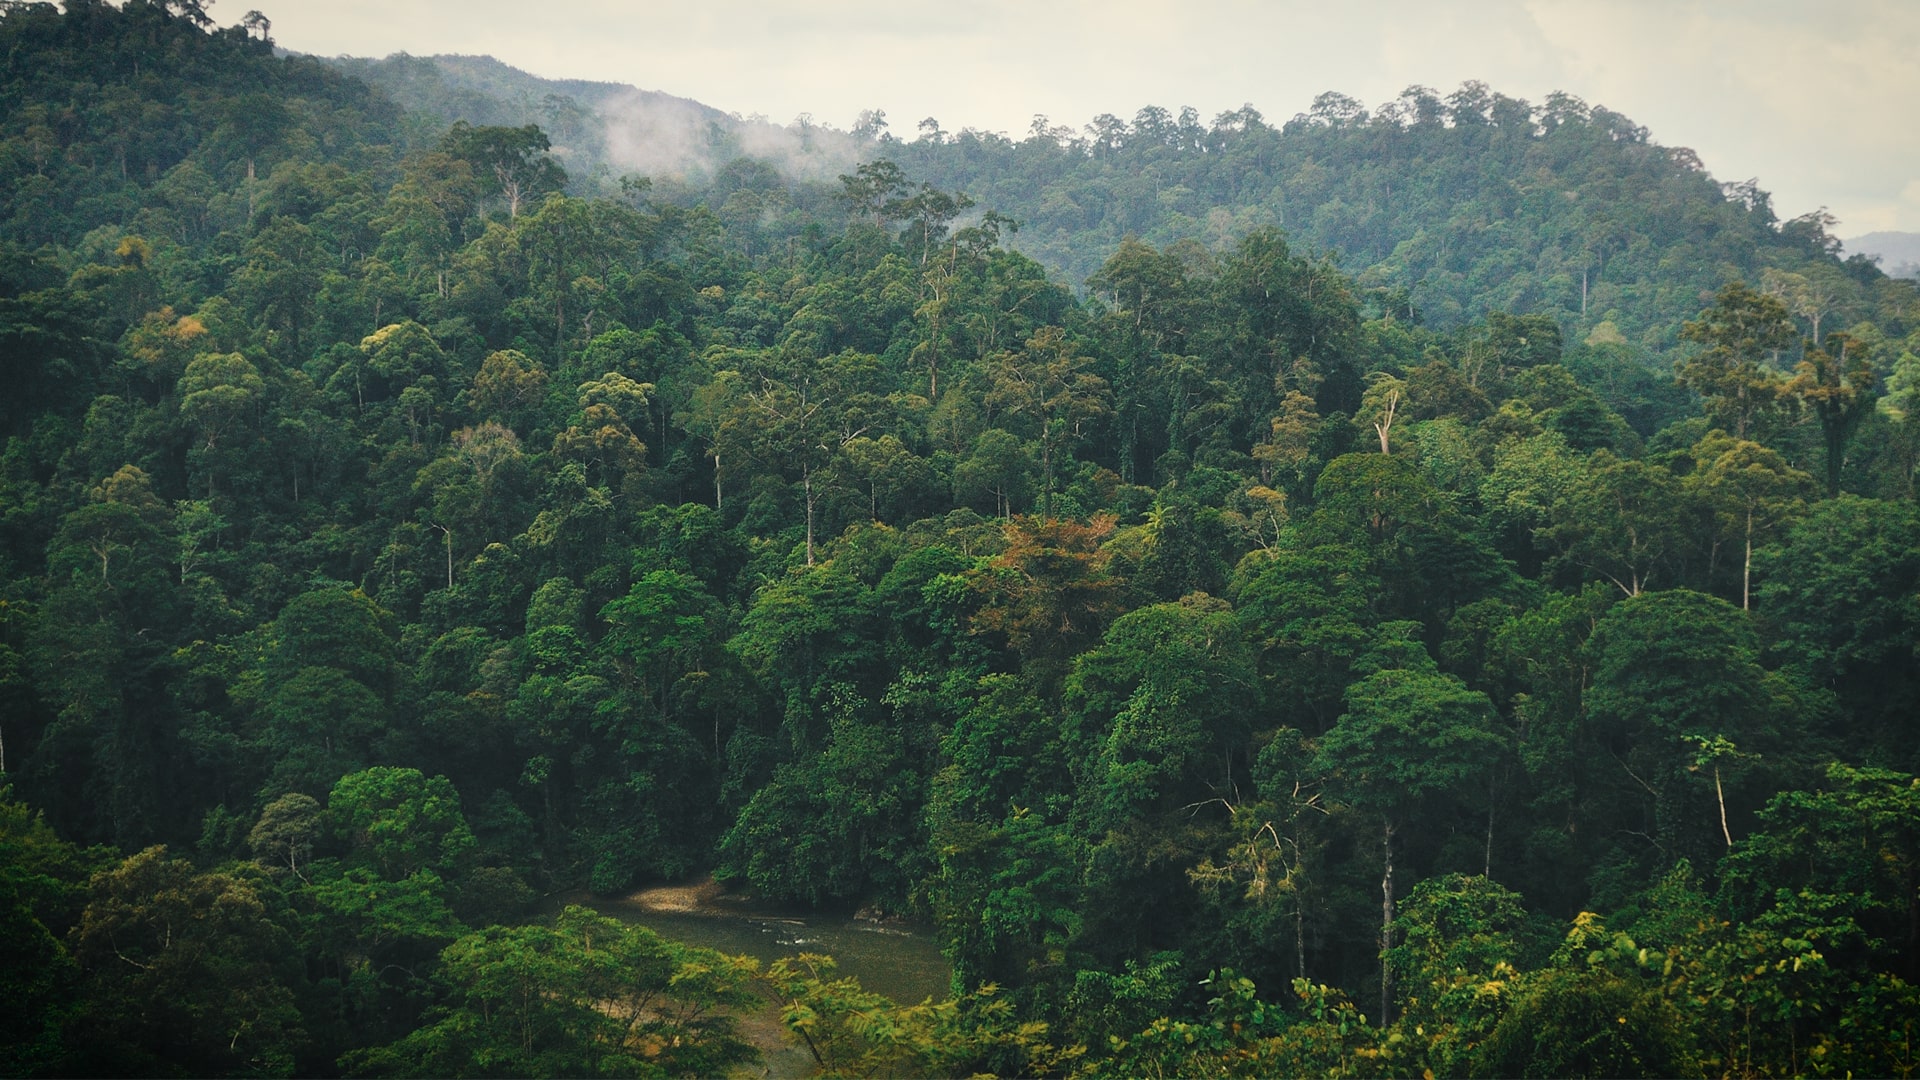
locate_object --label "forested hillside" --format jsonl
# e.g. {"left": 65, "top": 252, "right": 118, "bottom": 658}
{"left": 340, "top": 53, "right": 1912, "bottom": 350}
{"left": 887, "top": 90, "right": 1911, "bottom": 343}
{"left": 5, "top": 3, "right": 1920, "bottom": 1077}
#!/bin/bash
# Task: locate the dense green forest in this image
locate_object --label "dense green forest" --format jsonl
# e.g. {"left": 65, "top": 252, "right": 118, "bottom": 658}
{"left": 344, "top": 52, "right": 1909, "bottom": 349}
{"left": 5, "top": 2, "right": 1920, "bottom": 1076}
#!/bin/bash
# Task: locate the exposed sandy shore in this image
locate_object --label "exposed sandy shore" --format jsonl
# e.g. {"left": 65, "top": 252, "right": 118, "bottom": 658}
{"left": 622, "top": 873, "right": 740, "bottom": 914}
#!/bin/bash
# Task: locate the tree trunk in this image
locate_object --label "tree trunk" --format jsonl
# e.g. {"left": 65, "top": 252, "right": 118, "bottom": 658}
{"left": 1485, "top": 774, "right": 1497, "bottom": 877}
{"left": 1295, "top": 885, "right": 1307, "bottom": 981}
{"left": 434, "top": 524, "right": 453, "bottom": 589}
{"left": 1715, "top": 765, "right": 1732, "bottom": 848}
{"left": 1743, "top": 510, "right": 1754, "bottom": 611}
{"left": 1826, "top": 423, "right": 1846, "bottom": 499}
{"left": 1041, "top": 439, "right": 1054, "bottom": 521}
{"left": 1374, "top": 391, "right": 1396, "bottom": 454}
{"left": 1380, "top": 817, "right": 1396, "bottom": 1028}
{"left": 804, "top": 466, "right": 816, "bottom": 565}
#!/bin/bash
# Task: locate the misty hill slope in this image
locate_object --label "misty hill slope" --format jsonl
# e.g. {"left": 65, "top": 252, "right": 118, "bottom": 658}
{"left": 385, "top": 53, "right": 711, "bottom": 114}
{"left": 323, "top": 55, "right": 1907, "bottom": 346}
{"left": 1848, "top": 231, "right": 1920, "bottom": 278}
{"left": 329, "top": 53, "right": 734, "bottom": 175}
{"left": 328, "top": 52, "right": 864, "bottom": 185}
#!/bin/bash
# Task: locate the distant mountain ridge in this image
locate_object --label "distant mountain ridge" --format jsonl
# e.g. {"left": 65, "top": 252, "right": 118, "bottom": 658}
{"left": 330, "top": 52, "right": 726, "bottom": 122}
{"left": 328, "top": 52, "right": 721, "bottom": 182}
{"left": 1846, "top": 231, "right": 1920, "bottom": 279}
{"left": 320, "top": 54, "right": 1907, "bottom": 345}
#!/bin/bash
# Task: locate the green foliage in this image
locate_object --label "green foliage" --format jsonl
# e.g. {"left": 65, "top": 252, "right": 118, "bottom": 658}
{"left": 268, "top": 586, "right": 398, "bottom": 688}
{"left": 349, "top": 906, "right": 756, "bottom": 1078}
{"left": 1477, "top": 964, "right": 1695, "bottom": 1079}
{"left": 439, "top": 122, "right": 568, "bottom": 220}
{"left": 0, "top": 11, "right": 1917, "bottom": 1075}
{"left": 1676, "top": 281, "right": 1797, "bottom": 439}
{"left": 1067, "top": 594, "right": 1255, "bottom": 831}
{"left": 328, "top": 766, "right": 477, "bottom": 878}
{"left": 928, "top": 805, "right": 1083, "bottom": 996}
{"left": 1721, "top": 764, "right": 1920, "bottom": 977}
{"left": 1087, "top": 973, "right": 1395, "bottom": 1080}
{"left": 718, "top": 684, "right": 927, "bottom": 906}
{"left": 766, "top": 953, "right": 1078, "bottom": 1079}
{"left": 248, "top": 791, "right": 321, "bottom": 876}
{"left": 0, "top": 792, "right": 106, "bottom": 1075}
{"left": 967, "top": 514, "right": 1124, "bottom": 678}
{"left": 1385, "top": 873, "right": 1532, "bottom": 1072}
{"left": 1755, "top": 496, "right": 1920, "bottom": 755}
{"left": 68, "top": 846, "right": 306, "bottom": 1077}
{"left": 1315, "top": 632, "right": 1501, "bottom": 820}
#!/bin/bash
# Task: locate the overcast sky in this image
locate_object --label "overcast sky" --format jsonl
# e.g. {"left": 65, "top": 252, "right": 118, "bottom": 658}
{"left": 264, "top": 0, "right": 1920, "bottom": 237}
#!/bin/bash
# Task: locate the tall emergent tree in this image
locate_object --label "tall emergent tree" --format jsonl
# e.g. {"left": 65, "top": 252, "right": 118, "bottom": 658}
{"left": 1677, "top": 282, "right": 1797, "bottom": 438}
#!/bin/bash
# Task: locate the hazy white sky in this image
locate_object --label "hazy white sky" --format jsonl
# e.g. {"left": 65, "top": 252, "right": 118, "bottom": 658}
{"left": 263, "top": 0, "right": 1920, "bottom": 235}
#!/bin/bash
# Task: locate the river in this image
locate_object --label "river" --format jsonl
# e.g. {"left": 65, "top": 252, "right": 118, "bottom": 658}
{"left": 570, "top": 877, "right": 954, "bottom": 1078}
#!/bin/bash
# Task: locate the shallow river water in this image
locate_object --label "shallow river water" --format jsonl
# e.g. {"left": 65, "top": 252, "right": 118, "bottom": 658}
{"left": 589, "top": 901, "right": 953, "bottom": 1005}
{"left": 570, "top": 883, "right": 954, "bottom": 1078}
